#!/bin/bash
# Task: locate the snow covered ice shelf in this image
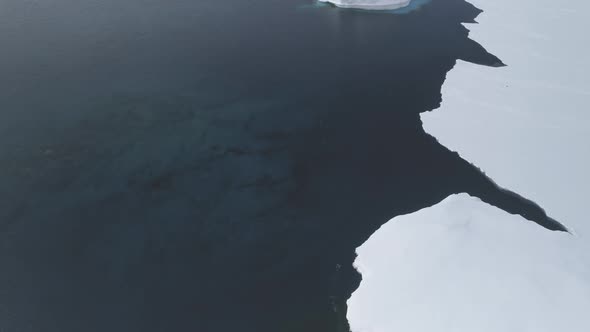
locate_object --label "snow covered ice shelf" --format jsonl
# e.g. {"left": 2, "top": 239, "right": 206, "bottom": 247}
{"left": 348, "top": 0, "right": 590, "bottom": 330}
{"left": 348, "top": 194, "right": 590, "bottom": 332}
{"left": 421, "top": 0, "right": 590, "bottom": 232}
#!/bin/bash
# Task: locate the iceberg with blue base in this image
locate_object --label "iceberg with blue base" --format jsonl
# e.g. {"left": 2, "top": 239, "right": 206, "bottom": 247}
{"left": 319, "top": 0, "right": 411, "bottom": 10}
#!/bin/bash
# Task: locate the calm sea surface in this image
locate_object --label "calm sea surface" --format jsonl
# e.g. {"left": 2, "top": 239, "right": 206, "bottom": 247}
{"left": 0, "top": 0, "right": 559, "bottom": 331}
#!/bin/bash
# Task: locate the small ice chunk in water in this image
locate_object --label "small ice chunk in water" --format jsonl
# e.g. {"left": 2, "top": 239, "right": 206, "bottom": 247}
{"left": 319, "top": 0, "right": 411, "bottom": 10}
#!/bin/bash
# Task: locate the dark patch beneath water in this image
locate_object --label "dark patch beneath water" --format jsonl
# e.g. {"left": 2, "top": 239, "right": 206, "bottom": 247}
{"left": 0, "top": 0, "right": 564, "bottom": 331}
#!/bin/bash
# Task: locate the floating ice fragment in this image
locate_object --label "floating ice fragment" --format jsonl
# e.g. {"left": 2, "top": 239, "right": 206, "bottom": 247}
{"left": 319, "top": 0, "right": 411, "bottom": 10}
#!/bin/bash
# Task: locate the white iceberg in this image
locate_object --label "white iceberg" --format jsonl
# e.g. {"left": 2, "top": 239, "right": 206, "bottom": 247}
{"left": 319, "top": 0, "right": 411, "bottom": 10}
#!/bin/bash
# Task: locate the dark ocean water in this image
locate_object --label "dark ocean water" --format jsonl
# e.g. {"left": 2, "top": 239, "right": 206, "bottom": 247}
{"left": 0, "top": 0, "right": 565, "bottom": 331}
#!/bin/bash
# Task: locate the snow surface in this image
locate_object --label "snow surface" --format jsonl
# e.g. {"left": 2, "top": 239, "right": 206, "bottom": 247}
{"left": 348, "top": 0, "right": 590, "bottom": 330}
{"left": 318, "top": 0, "right": 411, "bottom": 10}
{"left": 348, "top": 194, "right": 590, "bottom": 332}
{"left": 421, "top": 0, "right": 590, "bottom": 234}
